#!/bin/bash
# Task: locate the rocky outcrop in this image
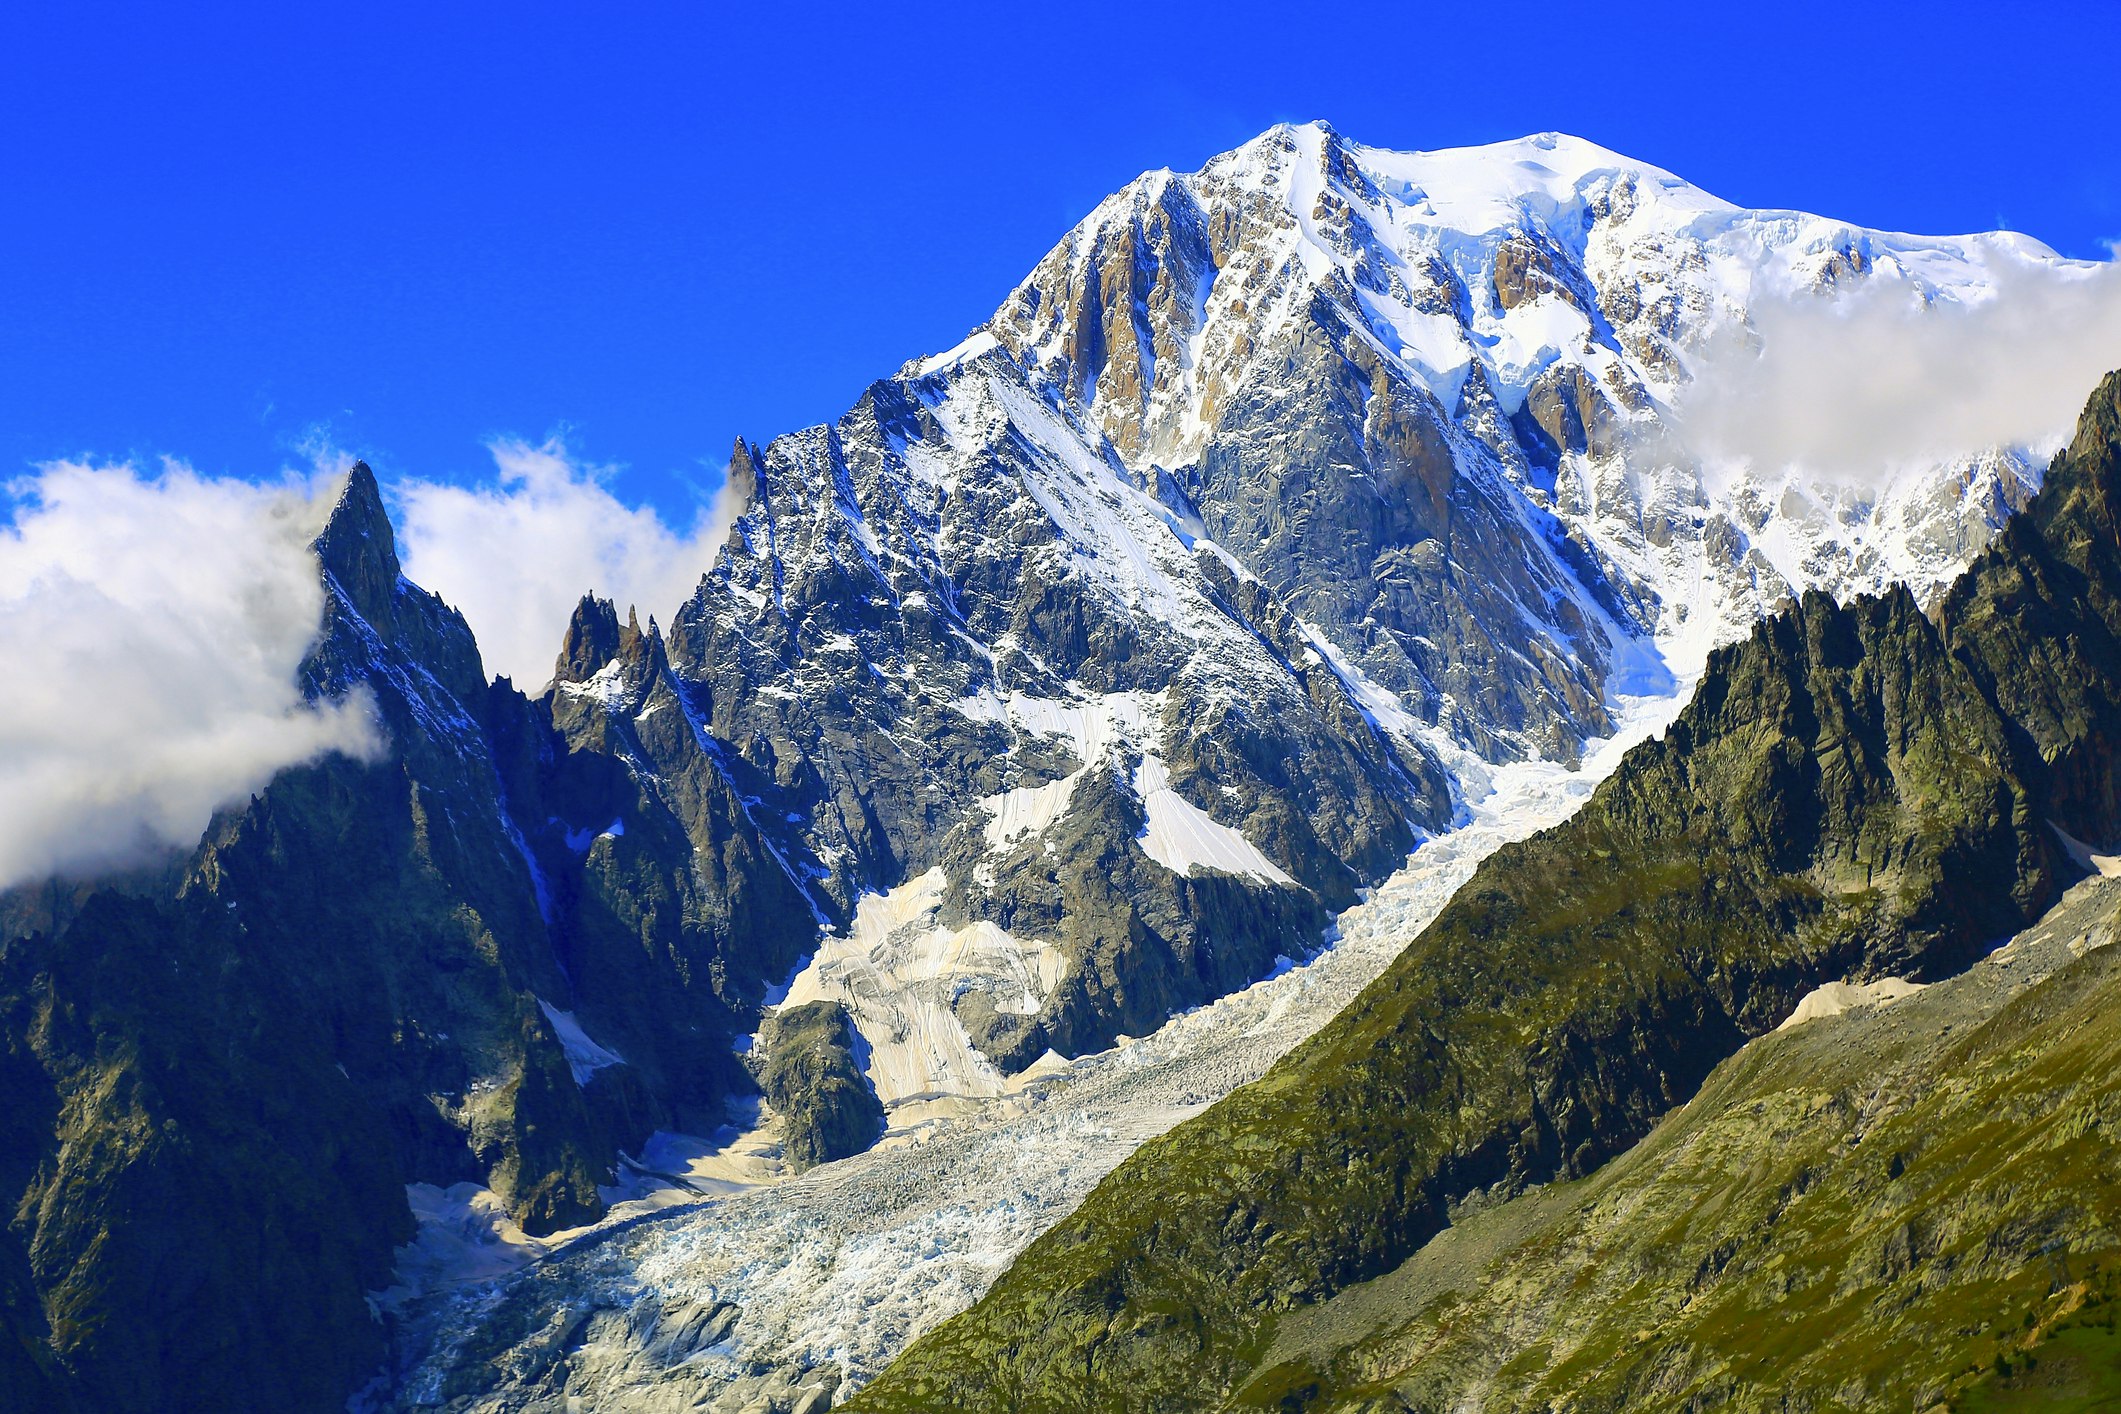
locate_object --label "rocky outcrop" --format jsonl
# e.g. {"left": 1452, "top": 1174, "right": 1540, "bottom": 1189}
{"left": 535, "top": 593, "right": 819, "bottom": 1131}
{"left": 752, "top": 1002, "right": 884, "bottom": 1170}
{"left": 934, "top": 758, "right": 1331, "bottom": 1070}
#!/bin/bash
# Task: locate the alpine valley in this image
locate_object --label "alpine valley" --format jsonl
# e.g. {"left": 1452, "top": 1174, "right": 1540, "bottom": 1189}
{"left": 3, "top": 123, "right": 2116, "bottom": 1414}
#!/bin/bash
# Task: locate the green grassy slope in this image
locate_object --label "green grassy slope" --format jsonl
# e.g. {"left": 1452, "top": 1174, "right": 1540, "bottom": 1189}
{"left": 1229, "top": 873, "right": 2121, "bottom": 1411}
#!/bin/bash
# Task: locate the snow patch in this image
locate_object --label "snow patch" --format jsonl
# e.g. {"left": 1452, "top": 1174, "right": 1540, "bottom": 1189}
{"left": 1776, "top": 977, "right": 1927, "bottom": 1031}
{"left": 1133, "top": 754, "right": 1294, "bottom": 885}
{"left": 967, "top": 687, "right": 1293, "bottom": 884}
{"left": 971, "top": 688, "right": 1154, "bottom": 859}
{"left": 980, "top": 772, "right": 1081, "bottom": 850}
{"left": 537, "top": 999, "right": 625, "bottom": 1085}
{"left": 2052, "top": 823, "right": 2121, "bottom": 879}
{"left": 913, "top": 329, "right": 1001, "bottom": 376}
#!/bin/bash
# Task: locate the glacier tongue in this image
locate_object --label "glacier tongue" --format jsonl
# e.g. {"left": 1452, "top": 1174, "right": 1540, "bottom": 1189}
{"left": 383, "top": 684, "right": 1689, "bottom": 1412}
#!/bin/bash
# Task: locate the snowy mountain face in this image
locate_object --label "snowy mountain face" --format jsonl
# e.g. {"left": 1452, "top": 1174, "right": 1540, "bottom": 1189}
{"left": 355, "top": 125, "right": 2101, "bottom": 1414}
{"left": 652, "top": 388, "right": 1445, "bottom": 1099}
{"left": 986, "top": 122, "right": 2051, "bottom": 699}
{"left": 580, "top": 122, "right": 2063, "bottom": 1115}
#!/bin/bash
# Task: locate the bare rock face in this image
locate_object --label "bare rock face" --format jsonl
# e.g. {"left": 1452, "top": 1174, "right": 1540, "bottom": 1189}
{"left": 751, "top": 1002, "right": 884, "bottom": 1170}
{"left": 1491, "top": 233, "right": 1581, "bottom": 312}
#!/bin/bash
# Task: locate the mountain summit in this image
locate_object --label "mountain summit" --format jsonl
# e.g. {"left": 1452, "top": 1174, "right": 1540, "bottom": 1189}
{"left": 959, "top": 120, "right": 2061, "bottom": 746}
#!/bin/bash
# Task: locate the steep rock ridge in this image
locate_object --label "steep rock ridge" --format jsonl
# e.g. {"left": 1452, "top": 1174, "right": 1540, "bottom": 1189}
{"left": 981, "top": 123, "right": 2060, "bottom": 750}
{"left": 0, "top": 469, "right": 809, "bottom": 1414}
{"left": 844, "top": 374, "right": 2121, "bottom": 1414}
{"left": 291, "top": 464, "right": 616, "bottom": 1233}
{"left": 534, "top": 593, "right": 819, "bottom": 1126}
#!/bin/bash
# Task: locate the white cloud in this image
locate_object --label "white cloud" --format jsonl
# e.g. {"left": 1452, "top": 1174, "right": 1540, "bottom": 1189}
{"left": 394, "top": 439, "right": 738, "bottom": 688}
{"left": 0, "top": 460, "right": 382, "bottom": 891}
{"left": 1673, "top": 258, "right": 2121, "bottom": 483}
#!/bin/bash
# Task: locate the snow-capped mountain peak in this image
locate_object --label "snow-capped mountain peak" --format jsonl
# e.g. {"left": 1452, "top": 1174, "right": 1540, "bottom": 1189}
{"left": 371, "top": 123, "right": 2109, "bottom": 1412}
{"left": 949, "top": 123, "right": 2070, "bottom": 694}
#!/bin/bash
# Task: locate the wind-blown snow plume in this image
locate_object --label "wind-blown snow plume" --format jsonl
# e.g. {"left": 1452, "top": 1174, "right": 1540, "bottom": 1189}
{"left": 0, "top": 461, "right": 381, "bottom": 891}
{"left": 1677, "top": 258, "right": 2121, "bottom": 481}
{"left": 395, "top": 440, "right": 737, "bottom": 687}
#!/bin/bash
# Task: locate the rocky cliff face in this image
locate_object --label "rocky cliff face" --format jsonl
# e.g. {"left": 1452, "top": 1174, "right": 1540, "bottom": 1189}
{"left": 843, "top": 372, "right": 2121, "bottom": 1414}
{"left": 643, "top": 379, "right": 1451, "bottom": 1095}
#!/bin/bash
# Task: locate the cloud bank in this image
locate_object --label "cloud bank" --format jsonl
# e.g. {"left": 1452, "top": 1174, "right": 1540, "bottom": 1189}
{"left": 1674, "top": 258, "right": 2121, "bottom": 482}
{"left": 395, "top": 440, "right": 738, "bottom": 688}
{"left": 0, "top": 461, "right": 382, "bottom": 891}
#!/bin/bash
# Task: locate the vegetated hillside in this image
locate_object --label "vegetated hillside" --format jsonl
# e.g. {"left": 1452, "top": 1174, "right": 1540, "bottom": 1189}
{"left": 1227, "top": 872, "right": 2121, "bottom": 1411}
{"left": 846, "top": 373, "right": 2121, "bottom": 1414}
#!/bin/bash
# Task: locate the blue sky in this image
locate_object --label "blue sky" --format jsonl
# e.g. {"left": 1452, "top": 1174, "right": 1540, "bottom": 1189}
{"left": 3, "top": 1, "right": 2118, "bottom": 522}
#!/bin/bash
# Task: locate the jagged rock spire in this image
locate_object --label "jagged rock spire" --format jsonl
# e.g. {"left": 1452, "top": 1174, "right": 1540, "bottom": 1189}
{"left": 556, "top": 594, "right": 622, "bottom": 685}
{"left": 616, "top": 605, "right": 668, "bottom": 681}
{"left": 311, "top": 461, "right": 400, "bottom": 623}
{"left": 554, "top": 595, "right": 669, "bottom": 689}
{"left": 725, "top": 438, "right": 765, "bottom": 518}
